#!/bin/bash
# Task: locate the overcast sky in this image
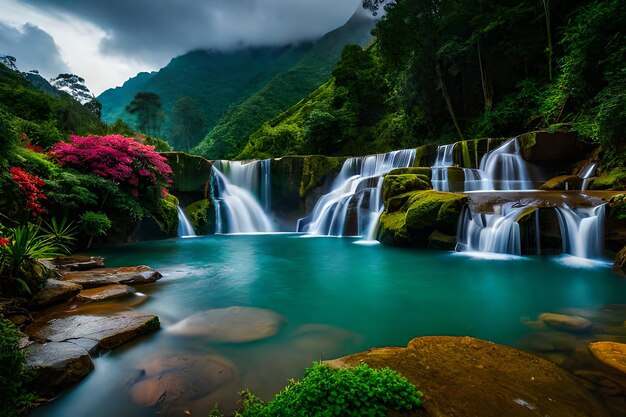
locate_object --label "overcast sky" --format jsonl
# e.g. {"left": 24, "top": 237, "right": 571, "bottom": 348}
{"left": 0, "top": 0, "right": 363, "bottom": 95}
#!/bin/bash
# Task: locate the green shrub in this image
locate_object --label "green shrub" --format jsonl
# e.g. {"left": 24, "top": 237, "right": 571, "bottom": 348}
{"left": 236, "top": 362, "right": 422, "bottom": 417}
{"left": 0, "top": 319, "right": 34, "bottom": 416}
{"left": 79, "top": 211, "right": 111, "bottom": 249}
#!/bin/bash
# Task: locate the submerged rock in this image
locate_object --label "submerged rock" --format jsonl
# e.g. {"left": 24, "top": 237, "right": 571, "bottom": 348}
{"left": 325, "top": 336, "right": 609, "bottom": 417}
{"left": 589, "top": 341, "right": 626, "bottom": 375}
{"left": 167, "top": 306, "right": 284, "bottom": 342}
{"left": 31, "top": 279, "right": 82, "bottom": 309}
{"left": 61, "top": 266, "right": 161, "bottom": 288}
{"left": 539, "top": 312, "right": 593, "bottom": 332}
{"left": 25, "top": 342, "right": 94, "bottom": 392}
{"left": 26, "top": 311, "right": 160, "bottom": 349}
{"left": 77, "top": 284, "right": 136, "bottom": 301}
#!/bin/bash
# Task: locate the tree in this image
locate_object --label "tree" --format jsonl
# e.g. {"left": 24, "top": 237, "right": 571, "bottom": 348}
{"left": 169, "top": 96, "right": 206, "bottom": 151}
{"left": 125, "top": 92, "right": 164, "bottom": 136}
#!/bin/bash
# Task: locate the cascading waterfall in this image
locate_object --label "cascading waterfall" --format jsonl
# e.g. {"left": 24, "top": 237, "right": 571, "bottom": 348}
{"left": 456, "top": 203, "right": 526, "bottom": 255}
{"left": 579, "top": 162, "right": 597, "bottom": 191}
{"left": 556, "top": 204, "right": 606, "bottom": 259}
{"left": 176, "top": 205, "right": 196, "bottom": 238}
{"left": 431, "top": 144, "right": 455, "bottom": 192}
{"left": 298, "top": 149, "right": 416, "bottom": 236}
{"left": 478, "top": 137, "right": 533, "bottom": 191}
{"left": 210, "top": 161, "right": 274, "bottom": 233}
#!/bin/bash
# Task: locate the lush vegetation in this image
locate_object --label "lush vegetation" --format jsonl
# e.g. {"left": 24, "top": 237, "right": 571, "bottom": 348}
{"left": 241, "top": 0, "right": 625, "bottom": 163}
{"left": 0, "top": 319, "right": 34, "bottom": 416}
{"left": 193, "top": 13, "right": 374, "bottom": 159}
{"left": 235, "top": 362, "right": 422, "bottom": 417}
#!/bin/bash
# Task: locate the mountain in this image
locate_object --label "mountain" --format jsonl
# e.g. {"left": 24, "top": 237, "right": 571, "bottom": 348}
{"left": 97, "top": 43, "right": 314, "bottom": 147}
{"left": 50, "top": 73, "right": 96, "bottom": 105}
{"left": 193, "top": 10, "right": 375, "bottom": 160}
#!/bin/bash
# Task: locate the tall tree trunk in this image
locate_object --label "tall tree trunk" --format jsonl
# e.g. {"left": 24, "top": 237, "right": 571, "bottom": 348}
{"left": 477, "top": 39, "right": 493, "bottom": 111}
{"left": 436, "top": 60, "right": 464, "bottom": 141}
{"left": 542, "top": 0, "right": 553, "bottom": 80}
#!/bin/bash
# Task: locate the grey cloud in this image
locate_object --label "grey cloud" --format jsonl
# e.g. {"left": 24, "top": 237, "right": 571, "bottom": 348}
{"left": 22, "top": 0, "right": 363, "bottom": 64}
{"left": 0, "top": 22, "right": 70, "bottom": 78}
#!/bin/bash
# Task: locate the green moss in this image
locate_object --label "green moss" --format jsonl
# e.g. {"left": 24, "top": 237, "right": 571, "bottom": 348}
{"left": 185, "top": 199, "right": 215, "bottom": 234}
{"left": 162, "top": 152, "right": 213, "bottom": 193}
{"left": 300, "top": 155, "right": 345, "bottom": 198}
{"left": 382, "top": 174, "right": 431, "bottom": 202}
{"left": 591, "top": 168, "right": 626, "bottom": 190}
{"left": 387, "top": 167, "right": 432, "bottom": 178}
{"left": 151, "top": 194, "right": 179, "bottom": 235}
{"left": 519, "top": 131, "right": 537, "bottom": 150}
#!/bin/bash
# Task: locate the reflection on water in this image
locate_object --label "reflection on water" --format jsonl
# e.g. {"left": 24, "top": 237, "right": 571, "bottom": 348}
{"left": 30, "top": 235, "right": 626, "bottom": 417}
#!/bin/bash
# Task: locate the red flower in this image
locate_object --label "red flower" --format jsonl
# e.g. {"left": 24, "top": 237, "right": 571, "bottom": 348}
{"left": 10, "top": 167, "right": 47, "bottom": 216}
{"left": 0, "top": 237, "right": 10, "bottom": 247}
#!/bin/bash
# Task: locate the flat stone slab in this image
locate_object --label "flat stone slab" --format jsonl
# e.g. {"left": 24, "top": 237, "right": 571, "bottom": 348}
{"left": 31, "top": 279, "right": 82, "bottom": 309}
{"left": 61, "top": 266, "right": 161, "bottom": 288}
{"left": 167, "top": 306, "right": 284, "bottom": 342}
{"left": 326, "top": 336, "right": 609, "bottom": 417}
{"left": 52, "top": 255, "right": 105, "bottom": 271}
{"left": 77, "top": 284, "right": 136, "bottom": 301}
{"left": 26, "top": 311, "right": 160, "bottom": 350}
{"left": 25, "top": 342, "right": 94, "bottom": 391}
{"left": 589, "top": 341, "right": 626, "bottom": 375}
{"left": 131, "top": 353, "right": 237, "bottom": 406}
{"left": 539, "top": 312, "right": 592, "bottom": 332}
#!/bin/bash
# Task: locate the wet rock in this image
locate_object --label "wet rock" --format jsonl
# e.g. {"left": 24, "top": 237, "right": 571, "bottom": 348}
{"left": 77, "top": 284, "right": 136, "bottom": 301}
{"left": 31, "top": 279, "right": 82, "bottom": 309}
{"left": 167, "top": 306, "right": 284, "bottom": 342}
{"left": 131, "top": 353, "right": 237, "bottom": 407}
{"left": 61, "top": 266, "right": 161, "bottom": 288}
{"left": 614, "top": 247, "right": 626, "bottom": 277}
{"left": 589, "top": 341, "right": 626, "bottom": 375}
{"left": 50, "top": 255, "right": 105, "bottom": 271}
{"left": 326, "top": 336, "right": 609, "bottom": 417}
{"left": 26, "top": 311, "right": 160, "bottom": 349}
{"left": 540, "top": 175, "right": 584, "bottom": 191}
{"left": 539, "top": 312, "right": 592, "bottom": 332}
{"left": 517, "top": 331, "right": 585, "bottom": 352}
{"left": 25, "top": 342, "right": 94, "bottom": 392}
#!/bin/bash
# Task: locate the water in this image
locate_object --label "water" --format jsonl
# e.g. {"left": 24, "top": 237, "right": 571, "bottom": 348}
{"left": 431, "top": 144, "right": 455, "bottom": 192}
{"left": 556, "top": 204, "right": 606, "bottom": 259}
{"left": 579, "top": 162, "right": 597, "bottom": 191}
{"left": 211, "top": 162, "right": 274, "bottom": 233}
{"left": 478, "top": 137, "right": 533, "bottom": 191}
{"left": 175, "top": 205, "right": 196, "bottom": 237}
{"left": 30, "top": 235, "right": 626, "bottom": 417}
{"left": 298, "top": 149, "right": 415, "bottom": 236}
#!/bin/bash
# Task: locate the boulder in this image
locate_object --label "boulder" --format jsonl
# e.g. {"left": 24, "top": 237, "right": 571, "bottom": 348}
{"left": 49, "top": 255, "right": 105, "bottom": 271}
{"left": 30, "top": 279, "right": 82, "bottom": 309}
{"left": 61, "top": 266, "right": 161, "bottom": 288}
{"left": 539, "top": 313, "right": 593, "bottom": 332}
{"left": 184, "top": 199, "right": 215, "bottom": 234}
{"left": 540, "top": 175, "right": 584, "bottom": 191}
{"left": 167, "top": 306, "right": 284, "bottom": 342}
{"left": 378, "top": 190, "right": 467, "bottom": 246}
{"left": 162, "top": 152, "right": 213, "bottom": 196}
{"left": 588, "top": 341, "right": 626, "bottom": 375}
{"left": 613, "top": 247, "right": 626, "bottom": 277}
{"left": 26, "top": 311, "right": 160, "bottom": 350}
{"left": 77, "top": 284, "right": 136, "bottom": 302}
{"left": 130, "top": 353, "right": 238, "bottom": 407}
{"left": 25, "top": 342, "right": 94, "bottom": 392}
{"left": 381, "top": 174, "right": 431, "bottom": 202}
{"left": 325, "top": 336, "right": 609, "bottom": 417}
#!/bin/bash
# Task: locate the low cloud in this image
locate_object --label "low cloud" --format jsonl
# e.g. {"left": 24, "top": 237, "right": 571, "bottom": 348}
{"left": 0, "top": 22, "right": 70, "bottom": 78}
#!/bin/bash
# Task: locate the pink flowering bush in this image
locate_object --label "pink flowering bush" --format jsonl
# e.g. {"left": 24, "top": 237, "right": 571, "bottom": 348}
{"left": 52, "top": 135, "right": 172, "bottom": 198}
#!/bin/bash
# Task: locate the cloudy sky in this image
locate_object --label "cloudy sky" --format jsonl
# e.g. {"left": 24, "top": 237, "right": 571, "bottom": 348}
{"left": 0, "top": 0, "right": 363, "bottom": 95}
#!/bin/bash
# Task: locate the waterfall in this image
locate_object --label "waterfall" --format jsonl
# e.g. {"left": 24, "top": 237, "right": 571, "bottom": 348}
{"left": 456, "top": 203, "right": 526, "bottom": 255}
{"left": 556, "top": 204, "right": 606, "bottom": 259}
{"left": 477, "top": 137, "right": 533, "bottom": 191}
{"left": 176, "top": 205, "right": 196, "bottom": 238}
{"left": 298, "top": 149, "right": 416, "bottom": 236}
{"left": 579, "top": 162, "right": 597, "bottom": 191}
{"left": 431, "top": 144, "right": 455, "bottom": 192}
{"left": 210, "top": 161, "right": 274, "bottom": 234}
{"left": 261, "top": 159, "right": 272, "bottom": 212}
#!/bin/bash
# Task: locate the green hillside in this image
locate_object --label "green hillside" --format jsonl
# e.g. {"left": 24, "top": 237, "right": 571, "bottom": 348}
{"left": 193, "top": 12, "right": 375, "bottom": 160}
{"left": 241, "top": 0, "right": 626, "bottom": 163}
{"left": 97, "top": 44, "right": 313, "bottom": 150}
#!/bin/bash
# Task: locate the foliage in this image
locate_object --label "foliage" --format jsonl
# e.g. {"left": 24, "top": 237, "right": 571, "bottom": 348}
{"left": 79, "top": 211, "right": 111, "bottom": 249}
{"left": 169, "top": 96, "right": 205, "bottom": 151}
{"left": 0, "top": 223, "right": 63, "bottom": 296}
{"left": 235, "top": 362, "right": 422, "bottom": 417}
{"left": 42, "top": 217, "right": 76, "bottom": 254}
{"left": 0, "top": 319, "right": 35, "bottom": 416}
{"left": 52, "top": 134, "right": 172, "bottom": 198}
{"left": 9, "top": 167, "right": 46, "bottom": 217}
{"left": 125, "top": 92, "right": 164, "bottom": 137}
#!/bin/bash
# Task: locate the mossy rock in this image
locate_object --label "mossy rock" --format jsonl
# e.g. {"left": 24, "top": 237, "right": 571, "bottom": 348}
{"left": 540, "top": 175, "right": 584, "bottom": 191}
{"left": 590, "top": 168, "right": 626, "bottom": 191}
{"left": 428, "top": 230, "right": 457, "bottom": 250}
{"left": 162, "top": 152, "right": 213, "bottom": 195}
{"left": 382, "top": 174, "right": 431, "bottom": 202}
{"left": 519, "top": 131, "right": 595, "bottom": 163}
{"left": 388, "top": 167, "right": 432, "bottom": 178}
{"left": 451, "top": 138, "right": 508, "bottom": 169}
{"left": 378, "top": 190, "right": 467, "bottom": 247}
{"left": 413, "top": 144, "right": 439, "bottom": 167}
{"left": 185, "top": 199, "right": 215, "bottom": 235}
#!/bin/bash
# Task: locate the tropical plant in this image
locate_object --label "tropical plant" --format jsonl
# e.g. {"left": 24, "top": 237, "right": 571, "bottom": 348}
{"left": 42, "top": 217, "right": 77, "bottom": 254}
{"left": 235, "top": 362, "right": 422, "bottom": 417}
{"left": 0, "top": 223, "right": 62, "bottom": 296}
{"left": 0, "top": 319, "right": 35, "bottom": 416}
